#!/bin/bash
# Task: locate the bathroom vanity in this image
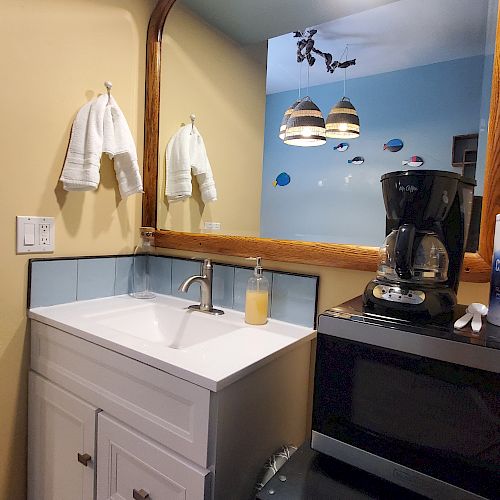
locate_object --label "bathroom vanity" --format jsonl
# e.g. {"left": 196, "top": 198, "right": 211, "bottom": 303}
{"left": 28, "top": 295, "right": 315, "bottom": 500}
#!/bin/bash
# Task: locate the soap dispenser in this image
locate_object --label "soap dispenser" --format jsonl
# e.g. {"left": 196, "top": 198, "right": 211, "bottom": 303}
{"left": 245, "top": 257, "right": 269, "bottom": 325}
{"left": 132, "top": 227, "right": 156, "bottom": 299}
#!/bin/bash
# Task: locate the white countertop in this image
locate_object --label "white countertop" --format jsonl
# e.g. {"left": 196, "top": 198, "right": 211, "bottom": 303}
{"left": 29, "top": 294, "right": 316, "bottom": 391}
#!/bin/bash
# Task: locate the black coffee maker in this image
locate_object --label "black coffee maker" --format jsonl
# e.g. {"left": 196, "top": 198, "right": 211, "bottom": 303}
{"left": 363, "top": 170, "right": 475, "bottom": 319}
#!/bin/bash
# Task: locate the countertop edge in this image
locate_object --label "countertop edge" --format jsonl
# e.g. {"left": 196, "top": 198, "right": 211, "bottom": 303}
{"left": 28, "top": 310, "right": 316, "bottom": 392}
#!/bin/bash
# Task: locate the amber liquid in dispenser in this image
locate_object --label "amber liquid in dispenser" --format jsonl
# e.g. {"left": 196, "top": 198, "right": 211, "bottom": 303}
{"left": 245, "top": 257, "right": 269, "bottom": 325}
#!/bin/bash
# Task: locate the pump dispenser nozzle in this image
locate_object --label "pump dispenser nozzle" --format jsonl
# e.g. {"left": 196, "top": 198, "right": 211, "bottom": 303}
{"left": 254, "top": 257, "right": 263, "bottom": 277}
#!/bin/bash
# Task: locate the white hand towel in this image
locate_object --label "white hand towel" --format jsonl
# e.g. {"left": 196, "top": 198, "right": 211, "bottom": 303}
{"left": 60, "top": 95, "right": 107, "bottom": 191}
{"left": 165, "top": 125, "right": 193, "bottom": 202}
{"left": 165, "top": 125, "right": 217, "bottom": 203}
{"left": 103, "top": 97, "right": 143, "bottom": 198}
{"left": 191, "top": 130, "right": 217, "bottom": 203}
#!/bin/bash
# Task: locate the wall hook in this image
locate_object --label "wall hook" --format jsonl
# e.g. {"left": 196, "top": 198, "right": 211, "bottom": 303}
{"left": 104, "top": 81, "right": 112, "bottom": 104}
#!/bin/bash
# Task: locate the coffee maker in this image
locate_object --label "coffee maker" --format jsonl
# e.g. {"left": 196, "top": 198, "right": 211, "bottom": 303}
{"left": 363, "top": 170, "right": 475, "bottom": 319}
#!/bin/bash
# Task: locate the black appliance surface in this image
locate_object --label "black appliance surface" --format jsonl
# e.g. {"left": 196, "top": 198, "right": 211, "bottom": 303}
{"left": 255, "top": 442, "right": 426, "bottom": 500}
{"left": 334, "top": 296, "right": 500, "bottom": 351}
{"left": 381, "top": 170, "right": 474, "bottom": 226}
{"left": 313, "top": 297, "right": 500, "bottom": 500}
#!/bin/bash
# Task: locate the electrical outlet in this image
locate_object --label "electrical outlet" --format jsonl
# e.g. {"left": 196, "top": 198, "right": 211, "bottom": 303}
{"left": 203, "top": 221, "right": 221, "bottom": 231}
{"left": 40, "top": 224, "right": 50, "bottom": 245}
{"left": 16, "top": 216, "right": 55, "bottom": 253}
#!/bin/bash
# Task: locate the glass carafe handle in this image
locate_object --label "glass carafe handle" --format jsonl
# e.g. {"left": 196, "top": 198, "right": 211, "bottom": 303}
{"left": 395, "top": 223, "right": 415, "bottom": 280}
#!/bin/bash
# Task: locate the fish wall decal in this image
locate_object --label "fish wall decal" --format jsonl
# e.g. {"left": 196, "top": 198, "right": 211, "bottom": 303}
{"left": 333, "top": 142, "right": 349, "bottom": 152}
{"left": 348, "top": 156, "right": 364, "bottom": 165}
{"left": 273, "top": 172, "right": 291, "bottom": 187}
{"left": 383, "top": 139, "right": 404, "bottom": 152}
{"left": 402, "top": 155, "right": 424, "bottom": 167}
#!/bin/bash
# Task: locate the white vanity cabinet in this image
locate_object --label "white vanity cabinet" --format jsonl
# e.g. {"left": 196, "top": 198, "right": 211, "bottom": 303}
{"left": 28, "top": 318, "right": 312, "bottom": 500}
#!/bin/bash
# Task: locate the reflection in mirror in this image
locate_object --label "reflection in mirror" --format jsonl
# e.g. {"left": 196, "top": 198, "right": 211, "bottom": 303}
{"left": 157, "top": 0, "right": 498, "bottom": 250}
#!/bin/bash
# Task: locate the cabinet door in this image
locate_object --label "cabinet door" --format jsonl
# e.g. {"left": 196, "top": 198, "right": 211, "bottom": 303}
{"left": 28, "top": 371, "right": 98, "bottom": 500}
{"left": 97, "top": 414, "right": 209, "bottom": 500}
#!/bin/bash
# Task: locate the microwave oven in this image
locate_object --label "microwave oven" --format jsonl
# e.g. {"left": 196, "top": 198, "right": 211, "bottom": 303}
{"left": 312, "top": 298, "right": 500, "bottom": 500}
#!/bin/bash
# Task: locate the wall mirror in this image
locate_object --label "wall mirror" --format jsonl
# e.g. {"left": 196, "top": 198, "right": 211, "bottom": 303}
{"left": 143, "top": 0, "right": 500, "bottom": 280}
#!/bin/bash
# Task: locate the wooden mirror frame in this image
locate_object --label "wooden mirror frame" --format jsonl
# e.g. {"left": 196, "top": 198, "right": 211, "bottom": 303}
{"left": 143, "top": 0, "right": 500, "bottom": 282}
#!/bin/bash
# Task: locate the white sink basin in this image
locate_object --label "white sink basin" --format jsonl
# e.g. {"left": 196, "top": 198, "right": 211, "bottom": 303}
{"left": 94, "top": 303, "right": 241, "bottom": 349}
{"left": 29, "top": 294, "right": 315, "bottom": 391}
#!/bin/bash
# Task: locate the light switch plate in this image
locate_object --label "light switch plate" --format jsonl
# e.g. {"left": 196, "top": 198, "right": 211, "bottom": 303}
{"left": 16, "top": 216, "right": 55, "bottom": 254}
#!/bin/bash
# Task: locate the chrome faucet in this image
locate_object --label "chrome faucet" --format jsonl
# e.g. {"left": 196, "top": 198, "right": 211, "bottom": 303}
{"left": 178, "top": 259, "right": 224, "bottom": 315}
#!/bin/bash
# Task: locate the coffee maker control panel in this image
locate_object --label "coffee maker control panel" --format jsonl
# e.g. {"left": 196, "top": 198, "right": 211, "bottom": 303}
{"left": 373, "top": 285, "right": 425, "bottom": 305}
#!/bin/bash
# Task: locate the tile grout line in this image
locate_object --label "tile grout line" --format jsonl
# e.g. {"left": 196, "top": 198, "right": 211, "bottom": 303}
{"left": 113, "top": 257, "right": 117, "bottom": 296}
{"left": 75, "top": 259, "right": 80, "bottom": 301}
{"left": 231, "top": 266, "right": 235, "bottom": 309}
{"left": 269, "top": 271, "right": 274, "bottom": 320}
{"left": 170, "top": 256, "right": 173, "bottom": 296}
{"left": 231, "top": 266, "right": 236, "bottom": 311}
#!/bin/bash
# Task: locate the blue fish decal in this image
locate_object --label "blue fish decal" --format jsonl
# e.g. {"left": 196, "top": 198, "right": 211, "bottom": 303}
{"left": 273, "top": 172, "right": 291, "bottom": 187}
{"left": 333, "top": 142, "right": 349, "bottom": 152}
{"left": 383, "top": 138, "right": 403, "bottom": 152}
{"left": 348, "top": 156, "right": 364, "bottom": 165}
{"left": 402, "top": 155, "right": 424, "bottom": 167}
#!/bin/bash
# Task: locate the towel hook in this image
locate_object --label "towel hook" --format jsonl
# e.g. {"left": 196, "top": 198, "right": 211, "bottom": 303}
{"left": 104, "top": 81, "right": 112, "bottom": 104}
{"left": 190, "top": 114, "right": 196, "bottom": 134}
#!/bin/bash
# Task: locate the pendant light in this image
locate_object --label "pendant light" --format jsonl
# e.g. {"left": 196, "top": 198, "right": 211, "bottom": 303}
{"left": 279, "top": 99, "right": 301, "bottom": 140}
{"left": 284, "top": 96, "right": 326, "bottom": 146}
{"left": 326, "top": 97, "right": 360, "bottom": 138}
{"left": 284, "top": 63, "right": 326, "bottom": 147}
{"left": 326, "top": 45, "right": 360, "bottom": 139}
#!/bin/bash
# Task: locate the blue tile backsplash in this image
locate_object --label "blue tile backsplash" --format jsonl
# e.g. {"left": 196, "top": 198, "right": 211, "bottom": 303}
{"left": 77, "top": 258, "right": 116, "bottom": 300}
{"left": 271, "top": 272, "right": 318, "bottom": 327}
{"left": 114, "top": 256, "right": 134, "bottom": 295}
{"left": 213, "top": 264, "right": 235, "bottom": 309}
{"left": 150, "top": 256, "right": 172, "bottom": 296}
{"left": 29, "top": 256, "right": 318, "bottom": 327}
{"left": 30, "top": 259, "right": 77, "bottom": 307}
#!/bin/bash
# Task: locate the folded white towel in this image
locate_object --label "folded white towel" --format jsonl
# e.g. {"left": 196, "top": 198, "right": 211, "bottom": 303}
{"left": 165, "top": 124, "right": 217, "bottom": 204}
{"left": 103, "top": 96, "right": 143, "bottom": 198}
{"left": 60, "top": 95, "right": 143, "bottom": 198}
{"left": 60, "top": 94, "right": 107, "bottom": 191}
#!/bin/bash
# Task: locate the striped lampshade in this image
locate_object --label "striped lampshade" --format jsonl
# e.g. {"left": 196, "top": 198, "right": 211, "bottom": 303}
{"left": 279, "top": 99, "right": 301, "bottom": 140}
{"left": 284, "top": 97, "right": 326, "bottom": 147}
{"left": 326, "top": 97, "right": 360, "bottom": 139}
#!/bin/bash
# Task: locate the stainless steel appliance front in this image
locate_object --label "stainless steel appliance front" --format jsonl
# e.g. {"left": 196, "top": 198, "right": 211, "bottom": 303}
{"left": 312, "top": 308, "right": 499, "bottom": 500}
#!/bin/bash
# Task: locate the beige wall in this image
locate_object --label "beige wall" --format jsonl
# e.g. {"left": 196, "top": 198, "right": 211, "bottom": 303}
{"left": 0, "top": 0, "right": 155, "bottom": 497}
{"left": 157, "top": 3, "right": 267, "bottom": 236}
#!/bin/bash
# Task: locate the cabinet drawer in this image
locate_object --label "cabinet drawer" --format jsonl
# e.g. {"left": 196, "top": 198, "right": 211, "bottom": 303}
{"left": 97, "top": 413, "right": 209, "bottom": 500}
{"left": 31, "top": 320, "right": 211, "bottom": 467}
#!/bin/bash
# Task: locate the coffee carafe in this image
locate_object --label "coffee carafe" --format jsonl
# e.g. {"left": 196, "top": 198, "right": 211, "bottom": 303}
{"left": 363, "top": 170, "right": 475, "bottom": 319}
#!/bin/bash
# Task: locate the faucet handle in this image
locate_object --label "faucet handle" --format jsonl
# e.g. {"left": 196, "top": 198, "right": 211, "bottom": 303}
{"left": 202, "top": 258, "right": 212, "bottom": 271}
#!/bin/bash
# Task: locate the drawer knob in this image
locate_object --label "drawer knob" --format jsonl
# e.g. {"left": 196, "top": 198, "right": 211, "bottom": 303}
{"left": 133, "top": 489, "right": 150, "bottom": 500}
{"left": 77, "top": 452, "right": 91, "bottom": 466}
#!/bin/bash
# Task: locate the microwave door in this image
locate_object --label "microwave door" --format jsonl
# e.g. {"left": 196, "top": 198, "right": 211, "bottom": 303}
{"left": 312, "top": 333, "right": 500, "bottom": 499}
